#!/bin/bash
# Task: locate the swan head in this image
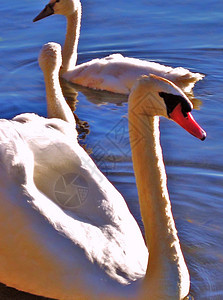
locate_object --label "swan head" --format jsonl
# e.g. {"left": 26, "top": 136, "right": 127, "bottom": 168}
{"left": 33, "top": 0, "right": 79, "bottom": 21}
{"left": 129, "top": 74, "right": 206, "bottom": 140}
{"left": 38, "top": 42, "right": 62, "bottom": 74}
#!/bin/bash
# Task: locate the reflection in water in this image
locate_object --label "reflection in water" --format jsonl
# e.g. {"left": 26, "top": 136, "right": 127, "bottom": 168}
{"left": 67, "top": 81, "right": 128, "bottom": 106}
{"left": 60, "top": 78, "right": 90, "bottom": 141}
{"left": 62, "top": 73, "right": 203, "bottom": 111}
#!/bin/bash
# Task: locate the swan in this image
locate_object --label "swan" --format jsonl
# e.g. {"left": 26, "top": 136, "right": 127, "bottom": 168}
{"left": 0, "top": 42, "right": 206, "bottom": 300}
{"left": 33, "top": 0, "right": 204, "bottom": 95}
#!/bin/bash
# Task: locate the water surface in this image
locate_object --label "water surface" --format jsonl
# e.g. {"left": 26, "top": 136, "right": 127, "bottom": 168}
{"left": 0, "top": 0, "right": 223, "bottom": 299}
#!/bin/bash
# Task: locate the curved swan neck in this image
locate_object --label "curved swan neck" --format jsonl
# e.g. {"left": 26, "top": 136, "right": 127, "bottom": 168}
{"left": 43, "top": 69, "right": 76, "bottom": 127}
{"left": 128, "top": 99, "right": 190, "bottom": 298}
{"left": 129, "top": 114, "right": 177, "bottom": 253}
{"left": 61, "top": 2, "right": 82, "bottom": 73}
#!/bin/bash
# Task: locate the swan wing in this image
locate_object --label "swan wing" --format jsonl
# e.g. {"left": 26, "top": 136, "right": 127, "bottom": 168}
{"left": 63, "top": 54, "right": 204, "bottom": 94}
{"left": 0, "top": 115, "right": 148, "bottom": 298}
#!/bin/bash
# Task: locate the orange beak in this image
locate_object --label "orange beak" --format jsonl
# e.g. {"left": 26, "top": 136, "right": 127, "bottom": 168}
{"left": 169, "top": 103, "right": 206, "bottom": 141}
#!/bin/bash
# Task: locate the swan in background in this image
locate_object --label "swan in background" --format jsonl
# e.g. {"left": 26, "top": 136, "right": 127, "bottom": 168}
{"left": 0, "top": 42, "right": 206, "bottom": 299}
{"left": 33, "top": 0, "right": 204, "bottom": 95}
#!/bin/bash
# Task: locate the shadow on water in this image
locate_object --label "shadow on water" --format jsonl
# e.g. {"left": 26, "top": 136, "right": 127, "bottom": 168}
{"left": 0, "top": 283, "right": 51, "bottom": 300}
{"left": 60, "top": 78, "right": 91, "bottom": 142}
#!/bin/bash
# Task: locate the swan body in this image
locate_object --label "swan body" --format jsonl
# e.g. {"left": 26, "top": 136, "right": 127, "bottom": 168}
{"left": 0, "top": 114, "right": 147, "bottom": 299}
{"left": 63, "top": 53, "right": 203, "bottom": 94}
{"left": 0, "top": 42, "right": 206, "bottom": 299}
{"left": 33, "top": 0, "right": 204, "bottom": 95}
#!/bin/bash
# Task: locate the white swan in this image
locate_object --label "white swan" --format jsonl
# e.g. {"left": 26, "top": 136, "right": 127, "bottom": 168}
{"left": 33, "top": 0, "right": 204, "bottom": 95}
{"left": 0, "top": 42, "right": 206, "bottom": 300}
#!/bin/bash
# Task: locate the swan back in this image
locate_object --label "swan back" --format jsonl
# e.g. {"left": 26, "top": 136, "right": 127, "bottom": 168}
{"left": 63, "top": 54, "right": 204, "bottom": 94}
{"left": 0, "top": 42, "right": 149, "bottom": 298}
{"left": 0, "top": 111, "right": 148, "bottom": 298}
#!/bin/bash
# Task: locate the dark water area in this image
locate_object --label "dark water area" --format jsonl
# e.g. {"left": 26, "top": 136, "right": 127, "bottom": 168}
{"left": 0, "top": 0, "right": 223, "bottom": 299}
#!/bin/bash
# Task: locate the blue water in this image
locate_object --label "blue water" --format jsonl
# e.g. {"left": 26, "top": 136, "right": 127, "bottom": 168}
{"left": 0, "top": 0, "right": 223, "bottom": 299}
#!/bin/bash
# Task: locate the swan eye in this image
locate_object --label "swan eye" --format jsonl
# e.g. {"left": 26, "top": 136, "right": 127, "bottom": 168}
{"left": 159, "top": 92, "right": 192, "bottom": 117}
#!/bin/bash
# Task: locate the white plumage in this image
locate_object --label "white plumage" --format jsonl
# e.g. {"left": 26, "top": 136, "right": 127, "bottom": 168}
{"left": 33, "top": 0, "right": 204, "bottom": 95}
{"left": 63, "top": 53, "right": 204, "bottom": 94}
{"left": 0, "top": 42, "right": 206, "bottom": 299}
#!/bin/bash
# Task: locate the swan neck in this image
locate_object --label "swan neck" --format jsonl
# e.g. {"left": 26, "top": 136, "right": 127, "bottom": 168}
{"left": 128, "top": 104, "right": 190, "bottom": 298}
{"left": 129, "top": 114, "right": 175, "bottom": 250}
{"left": 43, "top": 70, "right": 75, "bottom": 126}
{"left": 61, "top": 2, "right": 82, "bottom": 73}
